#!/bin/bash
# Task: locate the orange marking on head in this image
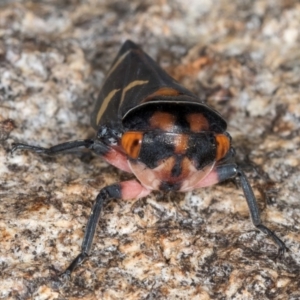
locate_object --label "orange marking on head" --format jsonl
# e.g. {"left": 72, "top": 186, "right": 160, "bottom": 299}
{"left": 186, "top": 113, "right": 209, "bottom": 132}
{"left": 180, "top": 157, "right": 192, "bottom": 178}
{"left": 215, "top": 134, "right": 230, "bottom": 161}
{"left": 174, "top": 134, "right": 189, "bottom": 154}
{"left": 159, "top": 156, "right": 177, "bottom": 179}
{"left": 121, "top": 131, "right": 143, "bottom": 159}
{"left": 156, "top": 156, "right": 192, "bottom": 182}
{"left": 149, "top": 111, "right": 176, "bottom": 131}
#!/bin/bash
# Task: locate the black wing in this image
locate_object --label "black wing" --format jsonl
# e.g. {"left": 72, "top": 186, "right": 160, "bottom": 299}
{"left": 91, "top": 40, "right": 197, "bottom": 128}
{"left": 91, "top": 40, "right": 226, "bottom": 131}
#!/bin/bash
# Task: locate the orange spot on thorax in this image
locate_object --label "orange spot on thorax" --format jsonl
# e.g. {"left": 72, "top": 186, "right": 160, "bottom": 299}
{"left": 149, "top": 111, "right": 176, "bottom": 131}
{"left": 186, "top": 113, "right": 209, "bottom": 132}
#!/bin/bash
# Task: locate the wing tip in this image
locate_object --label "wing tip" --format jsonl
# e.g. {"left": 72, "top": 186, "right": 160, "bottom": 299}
{"left": 121, "top": 40, "right": 140, "bottom": 52}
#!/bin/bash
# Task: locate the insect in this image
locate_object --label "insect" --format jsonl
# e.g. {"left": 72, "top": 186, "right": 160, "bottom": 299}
{"left": 12, "top": 40, "right": 287, "bottom": 277}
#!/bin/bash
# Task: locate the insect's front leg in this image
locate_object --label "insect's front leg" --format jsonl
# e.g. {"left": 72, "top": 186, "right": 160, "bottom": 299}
{"left": 11, "top": 122, "right": 123, "bottom": 156}
{"left": 62, "top": 180, "right": 151, "bottom": 278}
{"left": 11, "top": 125, "right": 132, "bottom": 173}
{"left": 196, "top": 163, "right": 288, "bottom": 255}
{"left": 11, "top": 139, "right": 97, "bottom": 154}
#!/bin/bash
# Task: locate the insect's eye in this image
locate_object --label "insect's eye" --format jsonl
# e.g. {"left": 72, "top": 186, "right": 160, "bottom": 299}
{"left": 215, "top": 134, "right": 230, "bottom": 161}
{"left": 121, "top": 131, "right": 143, "bottom": 159}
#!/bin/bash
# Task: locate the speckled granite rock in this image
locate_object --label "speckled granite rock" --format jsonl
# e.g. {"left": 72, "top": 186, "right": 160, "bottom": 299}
{"left": 0, "top": 1, "right": 300, "bottom": 299}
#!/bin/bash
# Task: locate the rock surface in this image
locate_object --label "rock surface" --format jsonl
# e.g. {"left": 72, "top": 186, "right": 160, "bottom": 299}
{"left": 0, "top": 1, "right": 300, "bottom": 299}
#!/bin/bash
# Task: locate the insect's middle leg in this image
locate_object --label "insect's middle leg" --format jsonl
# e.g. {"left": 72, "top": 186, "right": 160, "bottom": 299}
{"left": 236, "top": 167, "right": 288, "bottom": 255}
{"left": 62, "top": 180, "right": 151, "bottom": 277}
{"left": 195, "top": 163, "right": 287, "bottom": 255}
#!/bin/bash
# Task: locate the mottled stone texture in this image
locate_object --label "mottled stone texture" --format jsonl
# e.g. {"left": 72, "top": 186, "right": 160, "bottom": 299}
{"left": 0, "top": 0, "right": 300, "bottom": 299}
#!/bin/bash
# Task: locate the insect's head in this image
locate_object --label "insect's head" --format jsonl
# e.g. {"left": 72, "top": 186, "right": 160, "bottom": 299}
{"left": 119, "top": 103, "right": 231, "bottom": 192}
